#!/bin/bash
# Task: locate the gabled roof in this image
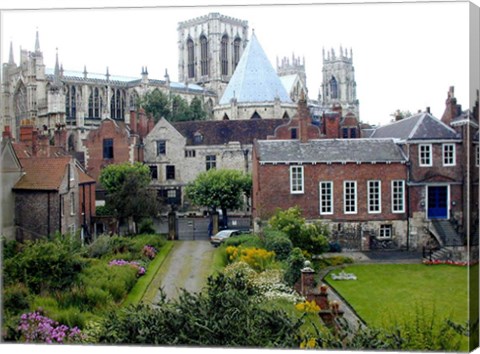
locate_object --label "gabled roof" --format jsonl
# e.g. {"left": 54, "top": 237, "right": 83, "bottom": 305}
{"left": 14, "top": 157, "right": 71, "bottom": 190}
{"left": 219, "top": 33, "right": 292, "bottom": 105}
{"left": 370, "top": 112, "right": 460, "bottom": 141}
{"left": 256, "top": 139, "right": 407, "bottom": 164}
{"left": 172, "top": 119, "right": 285, "bottom": 146}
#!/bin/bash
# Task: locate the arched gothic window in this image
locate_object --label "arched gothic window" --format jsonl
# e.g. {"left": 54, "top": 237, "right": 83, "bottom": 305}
{"left": 330, "top": 76, "right": 338, "bottom": 99}
{"left": 65, "top": 85, "right": 77, "bottom": 120}
{"left": 110, "top": 88, "right": 125, "bottom": 120}
{"left": 187, "top": 38, "right": 195, "bottom": 79}
{"left": 88, "top": 87, "right": 102, "bottom": 118}
{"left": 233, "top": 38, "right": 241, "bottom": 70}
{"left": 221, "top": 35, "right": 229, "bottom": 76}
{"left": 200, "top": 35, "right": 209, "bottom": 76}
{"left": 14, "top": 83, "right": 27, "bottom": 137}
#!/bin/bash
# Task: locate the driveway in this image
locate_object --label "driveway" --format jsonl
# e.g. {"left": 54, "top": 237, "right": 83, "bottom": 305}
{"left": 153, "top": 241, "right": 216, "bottom": 301}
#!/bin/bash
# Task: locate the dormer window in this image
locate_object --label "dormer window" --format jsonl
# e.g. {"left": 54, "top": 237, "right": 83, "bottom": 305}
{"left": 193, "top": 132, "right": 203, "bottom": 144}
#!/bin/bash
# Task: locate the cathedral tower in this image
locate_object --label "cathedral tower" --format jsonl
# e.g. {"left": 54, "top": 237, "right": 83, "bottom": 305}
{"left": 320, "top": 46, "right": 359, "bottom": 118}
{"left": 177, "top": 13, "right": 249, "bottom": 100}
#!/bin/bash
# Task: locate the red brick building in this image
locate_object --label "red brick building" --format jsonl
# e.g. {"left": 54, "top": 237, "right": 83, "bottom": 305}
{"left": 253, "top": 91, "right": 478, "bottom": 254}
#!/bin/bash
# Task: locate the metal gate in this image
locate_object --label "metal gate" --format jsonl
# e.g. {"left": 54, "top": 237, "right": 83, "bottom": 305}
{"left": 330, "top": 223, "right": 362, "bottom": 251}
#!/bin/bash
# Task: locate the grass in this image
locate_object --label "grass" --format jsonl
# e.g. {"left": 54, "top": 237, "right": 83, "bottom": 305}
{"left": 325, "top": 264, "right": 469, "bottom": 327}
{"left": 123, "top": 241, "right": 174, "bottom": 306}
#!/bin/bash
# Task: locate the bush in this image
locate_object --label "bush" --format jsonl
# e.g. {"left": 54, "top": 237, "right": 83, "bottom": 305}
{"left": 264, "top": 229, "right": 293, "bottom": 260}
{"left": 223, "top": 234, "right": 264, "bottom": 248}
{"left": 3, "top": 235, "right": 86, "bottom": 293}
{"left": 138, "top": 218, "right": 155, "bottom": 234}
{"left": 87, "top": 235, "right": 112, "bottom": 258}
{"left": 3, "top": 283, "right": 30, "bottom": 315}
{"left": 284, "top": 247, "right": 306, "bottom": 286}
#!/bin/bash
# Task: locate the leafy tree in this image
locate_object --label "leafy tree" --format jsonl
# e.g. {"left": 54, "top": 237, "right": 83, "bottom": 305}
{"left": 99, "top": 162, "right": 159, "bottom": 232}
{"left": 189, "top": 96, "right": 207, "bottom": 121}
{"left": 170, "top": 95, "right": 191, "bottom": 122}
{"left": 268, "top": 207, "right": 329, "bottom": 255}
{"left": 97, "top": 273, "right": 303, "bottom": 347}
{"left": 185, "top": 169, "right": 251, "bottom": 227}
{"left": 138, "top": 89, "right": 171, "bottom": 122}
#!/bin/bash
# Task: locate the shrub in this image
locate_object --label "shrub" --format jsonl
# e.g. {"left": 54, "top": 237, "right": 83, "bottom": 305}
{"left": 295, "top": 300, "right": 321, "bottom": 313}
{"left": 87, "top": 235, "right": 112, "bottom": 258}
{"left": 138, "top": 218, "right": 155, "bottom": 234}
{"left": 223, "top": 234, "right": 264, "bottom": 248}
{"left": 3, "top": 283, "right": 30, "bottom": 315}
{"left": 284, "top": 247, "right": 306, "bottom": 286}
{"left": 225, "top": 246, "right": 275, "bottom": 272}
{"left": 264, "top": 229, "right": 293, "bottom": 260}
{"left": 3, "top": 236, "right": 86, "bottom": 293}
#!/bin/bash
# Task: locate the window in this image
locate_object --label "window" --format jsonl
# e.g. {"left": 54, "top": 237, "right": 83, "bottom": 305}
{"left": 157, "top": 140, "right": 166, "bottom": 155}
{"left": 221, "top": 35, "right": 229, "bottom": 76}
{"left": 103, "top": 138, "right": 114, "bottom": 159}
{"left": 319, "top": 181, "right": 333, "bottom": 215}
{"left": 379, "top": 225, "right": 392, "bottom": 239}
{"left": 206, "top": 155, "right": 216, "bottom": 170}
{"left": 166, "top": 165, "right": 175, "bottom": 180}
{"left": 342, "top": 128, "right": 349, "bottom": 139}
{"left": 330, "top": 76, "right": 338, "bottom": 99}
{"left": 291, "top": 128, "right": 298, "bottom": 140}
{"left": 88, "top": 87, "right": 102, "bottom": 118}
{"left": 343, "top": 181, "right": 357, "bottom": 214}
{"left": 392, "top": 180, "right": 405, "bottom": 213}
{"left": 110, "top": 88, "right": 125, "bottom": 120}
{"left": 187, "top": 38, "right": 195, "bottom": 78}
{"left": 442, "top": 143, "right": 455, "bottom": 166}
{"left": 290, "top": 166, "right": 304, "bottom": 194}
{"left": 200, "top": 35, "right": 209, "bottom": 76}
{"left": 368, "top": 180, "right": 381, "bottom": 213}
{"left": 149, "top": 165, "right": 158, "bottom": 180}
{"left": 233, "top": 38, "right": 241, "bottom": 70}
{"left": 185, "top": 150, "right": 196, "bottom": 158}
{"left": 419, "top": 144, "right": 432, "bottom": 166}
{"left": 350, "top": 128, "right": 356, "bottom": 138}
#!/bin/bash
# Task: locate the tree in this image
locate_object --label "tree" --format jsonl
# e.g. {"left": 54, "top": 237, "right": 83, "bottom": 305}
{"left": 138, "top": 89, "right": 171, "bottom": 122}
{"left": 99, "top": 162, "right": 159, "bottom": 233}
{"left": 97, "top": 273, "right": 303, "bottom": 347}
{"left": 185, "top": 169, "right": 251, "bottom": 227}
{"left": 268, "top": 207, "right": 329, "bottom": 255}
{"left": 189, "top": 96, "right": 207, "bottom": 121}
{"left": 170, "top": 95, "right": 191, "bottom": 122}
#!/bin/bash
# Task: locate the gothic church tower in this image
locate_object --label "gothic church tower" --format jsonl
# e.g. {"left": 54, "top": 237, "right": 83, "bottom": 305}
{"left": 320, "top": 47, "right": 359, "bottom": 118}
{"left": 177, "top": 13, "right": 249, "bottom": 101}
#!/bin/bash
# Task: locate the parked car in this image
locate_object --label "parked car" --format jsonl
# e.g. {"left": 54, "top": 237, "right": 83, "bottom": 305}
{"left": 210, "top": 229, "right": 242, "bottom": 247}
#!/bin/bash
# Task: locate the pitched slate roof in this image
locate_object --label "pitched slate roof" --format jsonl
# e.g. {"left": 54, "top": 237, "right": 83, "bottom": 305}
{"left": 370, "top": 112, "right": 460, "bottom": 141}
{"left": 219, "top": 33, "right": 292, "bottom": 105}
{"left": 256, "top": 139, "right": 407, "bottom": 164}
{"left": 173, "top": 119, "right": 285, "bottom": 146}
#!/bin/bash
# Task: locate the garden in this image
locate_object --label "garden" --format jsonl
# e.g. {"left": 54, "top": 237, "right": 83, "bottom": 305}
{"left": 2, "top": 232, "right": 169, "bottom": 343}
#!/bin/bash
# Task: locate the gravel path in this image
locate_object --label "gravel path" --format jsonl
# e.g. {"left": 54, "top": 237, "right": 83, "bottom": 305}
{"left": 153, "top": 241, "right": 215, "bottom": 302}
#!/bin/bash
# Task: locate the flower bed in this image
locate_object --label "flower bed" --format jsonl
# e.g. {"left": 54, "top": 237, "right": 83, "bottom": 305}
{"left": 109, "top": 259, "right": 146, "bottom": 276}
{"left": 422, "top": 259, "right": 476, "bottom": 266}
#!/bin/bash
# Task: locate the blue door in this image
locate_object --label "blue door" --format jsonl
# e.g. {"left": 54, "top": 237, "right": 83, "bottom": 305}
{"left": 427, "top": 186, "right": 448, "bottom": 219}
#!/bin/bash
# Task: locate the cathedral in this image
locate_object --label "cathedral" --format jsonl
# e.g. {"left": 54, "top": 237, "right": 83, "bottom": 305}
{"left": 1, "top": 12, "right": 360, "bottom": 145}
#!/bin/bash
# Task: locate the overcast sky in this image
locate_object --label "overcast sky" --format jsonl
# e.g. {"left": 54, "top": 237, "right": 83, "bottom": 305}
{"left": 1, "top": 0, "right": 478, "bottom": 127}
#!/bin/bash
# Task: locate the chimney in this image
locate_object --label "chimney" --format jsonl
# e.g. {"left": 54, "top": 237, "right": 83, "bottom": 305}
{"left": 130, "top": 110, "right": 137, "bottom": 134}
{"left": 2, "top": 126, "right": 12, "bottom": 140}
{"left": 297, "top": 92, "right": 311, "bottom": 143}
{"left": 441, "top": 86, "right": 457, "bottom": 126}
{"left": 19, "top": 125, "right": 34, "bottom": 143}
{"left": 426, "top": 107, "right": 431, "bottom": 114}
{"left": 31, "top": 130, "right": 39, "bottom": 156}
{"left": 54, "top": 128, "right": 67, "bottom": 150}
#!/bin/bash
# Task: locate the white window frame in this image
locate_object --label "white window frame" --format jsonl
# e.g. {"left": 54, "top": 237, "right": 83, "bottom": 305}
{"left": 319, "top": 181, "right": 333, "bottom": 215}
{"left": 290, "top": 166, "right": 304, "bottom": 194}
{"left": 442, "top": 143, "right": 455, "bottom": 166}
{"left": 367, "top": 180, "right": 381, "bottom": 214}
{"left": 391, "top": 180, "right": 405, "bottom": 213}
{"left": 343, "top": 181, "right": 357, "bottom": 214}
{"left": 419, "top": 144, "right": 432, "bottom": 167}
{"left": 379, "top": 224, "right": 393, "bottom": 239}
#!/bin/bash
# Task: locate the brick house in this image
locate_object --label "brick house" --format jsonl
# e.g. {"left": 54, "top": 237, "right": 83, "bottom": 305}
{"left": 253, "top": 99, "right": 409, "bottom": 250}
{"left": 252, "top": 90, "right": 479, "bottom": 254}
{"left": 12, "top": 155, "right": 95, "bottom": 242}
{"left": 143, "top": 118, "right": 285, "bottom": 210}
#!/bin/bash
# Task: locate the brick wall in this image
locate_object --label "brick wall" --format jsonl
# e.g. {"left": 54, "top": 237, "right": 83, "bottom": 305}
{"left": 253, "top": 161, "right": 407, "bottom": 221}
{"left": 83, "top": 119, "right": 136, "bottom": 183}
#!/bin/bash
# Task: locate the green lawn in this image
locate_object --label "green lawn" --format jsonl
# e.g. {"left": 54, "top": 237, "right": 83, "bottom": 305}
{"left": 325, "top": 264, "right": 469, "bottom": 328}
